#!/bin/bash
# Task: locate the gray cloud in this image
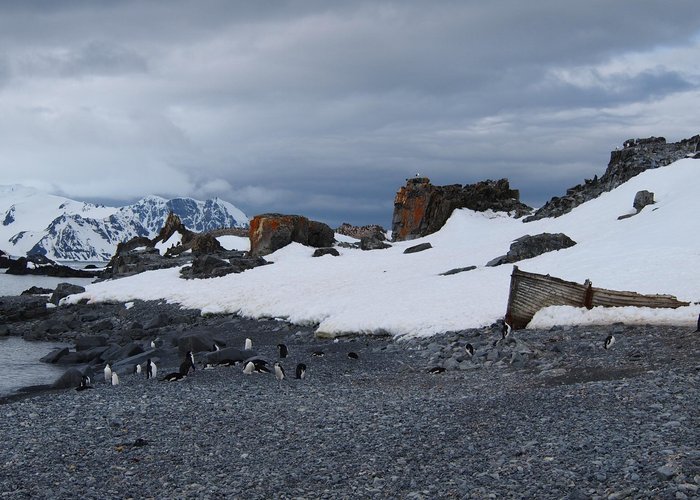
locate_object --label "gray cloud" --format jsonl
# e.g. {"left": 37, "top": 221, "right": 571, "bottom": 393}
{"left": 0, "top": 1, "right": 699, "bottom": 228}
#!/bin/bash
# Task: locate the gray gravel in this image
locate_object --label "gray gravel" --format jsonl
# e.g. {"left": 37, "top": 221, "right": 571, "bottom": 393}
{"left": 1, "top": 321, "right": 698, "bottom": 499}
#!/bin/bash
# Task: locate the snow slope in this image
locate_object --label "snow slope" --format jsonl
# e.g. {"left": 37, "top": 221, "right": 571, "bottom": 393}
{"left": 66, "top": 159, "right": 700, "bottom": 337}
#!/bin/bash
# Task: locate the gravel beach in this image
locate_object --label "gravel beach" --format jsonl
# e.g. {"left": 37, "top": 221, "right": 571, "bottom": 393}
{"left": 0, "top": 306, "right": 699, "bottom": 499}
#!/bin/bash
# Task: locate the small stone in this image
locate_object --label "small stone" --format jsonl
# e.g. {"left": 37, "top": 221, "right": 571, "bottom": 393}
{"left": 657, "top": 465, "right": 676, "bottom": 481}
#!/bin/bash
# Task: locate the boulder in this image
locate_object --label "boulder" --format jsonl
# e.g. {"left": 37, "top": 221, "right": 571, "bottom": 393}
{"left": 0, "top": 250, "right": 11, "bottom": 269}
{"left": 204, "top": 347, "right": 256, "bottom": 365}
{"left": 177, "top": 331, "right": 226, "bottom": 355}
{"left": 55, "top": 346, "right": 109, "bottom": 364}
{"left": 335, "top": 223, "right": 387, "bottom": 241}
{"left": 312, "top": 248, "right": 340, "bottom": 257}
{"left": 75, "top": 335, "right": 109, "bottom": 351}
{"left": 392, "top": 177, "right": 532, "bottom": 241}
{"left": 249, "top": 214, "right": 335, "bottom": 257}
{"left": 633, "top": 190, "right": 655, "bottom": 212}
{"left": 5, "top": 254, "right": 94, "bottom": 278}
{"left": 49, "top": 283, "right": 86, "bottom": 305}
{"left": 21, "top": 286, "right": 54, "bottom": 296}
{"left": 51, "top": 367, "right": 87, "bottom": 389}
{"left": 486, "top": 233, "right": 576, "bottom": 267}
{"left": 404, "top": 243, "right": 432, "bottom": 254}
{"left": 360, "top": 237, "right": 392, "bottom": 251}
{"left": 189, "top": 254, "right": 235, "bottom": 277}
{"left": 439, "top": 266, "right": 477, "bottom": 276}
{"left": 144, "top": 312, "right": 171, "bottom": 330}
{"left": 40, "top": 347, "right": 70, "bottom": 364}
{"left": 101, "top": 342, "right": 145, "bottom": 363}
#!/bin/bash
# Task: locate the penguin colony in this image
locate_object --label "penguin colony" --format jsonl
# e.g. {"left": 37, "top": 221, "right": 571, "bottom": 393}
{"left": 77, "top": 335, "right": 368, "bottom": 391}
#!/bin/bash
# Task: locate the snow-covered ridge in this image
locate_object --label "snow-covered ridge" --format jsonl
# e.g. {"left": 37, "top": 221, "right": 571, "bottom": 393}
{"left": 67, "top": 158, "right": 700, "bottom": 337}
{"left": 0, "top": 187, "right": 249, "bottom": 261}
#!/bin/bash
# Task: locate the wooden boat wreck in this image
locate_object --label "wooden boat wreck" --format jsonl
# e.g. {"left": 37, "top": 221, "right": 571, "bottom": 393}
{"left": 505, "top": 266, "right": 690, "bottom": 330}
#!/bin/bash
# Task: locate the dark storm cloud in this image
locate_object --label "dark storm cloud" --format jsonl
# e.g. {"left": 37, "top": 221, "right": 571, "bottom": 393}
{"left": 0, "top": 1, "right": 699, "bottom": 228}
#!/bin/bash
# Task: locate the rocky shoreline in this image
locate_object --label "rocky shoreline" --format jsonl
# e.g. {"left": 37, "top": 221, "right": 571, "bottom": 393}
{"left": 0, "top": 294, "right": 698, "bottom": 498}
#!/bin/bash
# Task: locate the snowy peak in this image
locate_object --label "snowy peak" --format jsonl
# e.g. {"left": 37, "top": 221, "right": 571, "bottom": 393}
{"left": 0, "top": 185, "right": 249, "bottom": 261}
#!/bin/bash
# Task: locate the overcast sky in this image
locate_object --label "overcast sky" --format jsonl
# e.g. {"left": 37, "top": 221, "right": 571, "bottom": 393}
{"left": 1, "top": 1, "right": 699, "bottom": 228}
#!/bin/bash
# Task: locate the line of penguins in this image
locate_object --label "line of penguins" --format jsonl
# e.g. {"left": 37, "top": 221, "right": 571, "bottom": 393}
{"left": 76, "top": 337, "right": 362, "bottom": 391}
{"left": 426, "top": 319, "right": 626, "bottom": 375}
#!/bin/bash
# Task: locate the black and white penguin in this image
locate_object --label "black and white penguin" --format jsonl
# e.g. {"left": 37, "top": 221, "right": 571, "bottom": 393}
{"left": 277, "top": 344, "right": 288, "bottom": 359}
{"left": 146, "top": 359, "right": 157, "bottom": 379}
{"left": 427, "top": 367, "right": 446, "bottom": 374}
{"left": 295, "top": 363, "right": 307, "bottom": 380}
{"left": 244, "top": 338, "right": 252, "bottom": 350}
{"left": 347, "top": 352, "right": 359, "bottom": 360}
{"left": 695, "top": 313, "right": 700, "bottom": 332}
{"left": 274, "top": 362, "right": 285, "bottom": 381}
{"left": 150, "top": 339, "right": 156, "bottom": 349}
{"left": 311, "top": 350, "right": 324, "bottom": 357}
{"left": 76, "top": 375, "right": 93, "bottom": 391}
{"left": 212, "top": 343, "right": 221, "bottom": 351}
{"left": 161, "top": 371, "right": 186, "bottom": 382}
{"left": 604, "top": 334, "right": 616, "bottom": 350}
{"left": 465, "top": 343, "right": 474, "bottom": 357}
{"left": 186, "top": 351, "right": 195, "bottom": 373}
{"left": 134, "top": 364, "right": 142, "bottom": 375}
{"left": 243, "top": 361, "right": 255, "bottom": 375}
{"left": 501, "top": 320, "right": 512, "bottom": 340}
{"left": 111, "top": 372, "right": 120, "bottom": 386}
{"left": 104, "top": 363, "right": 112, "bottom": 383}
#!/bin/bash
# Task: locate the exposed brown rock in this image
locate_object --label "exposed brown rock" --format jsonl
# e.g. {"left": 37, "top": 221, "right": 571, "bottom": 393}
{"left": 391, "top": 177, "right": 531, "bottom": 241}
{"left": 336, "top": 223, "right": 387, "bottom": 241}
{"left": 249, "top": 214, "right": 335, "bottom": 257}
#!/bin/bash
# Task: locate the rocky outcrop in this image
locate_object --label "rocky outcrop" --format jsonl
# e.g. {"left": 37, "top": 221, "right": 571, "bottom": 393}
{"left": 179, "top": 252, "right": 269, "bottom": 279}
{"left": 249, "top": 214, "right": 335, "bottom": 257}
{"left": 404, "top": 243, "right": 432, "bottom": 254}
{"left": 336, "top": 223, "right": 387, "bottom": 241}
{"left": 360, "top": 237, "right": 392, "bottom": 251}
{"left": 486, "top": 233, "right": 576, "bottom": 267}
{"left": 525, "top": 135, "right": 700, "bottom": 222}
{"left": 4, "top": 254, "right": 95, "bottom": 278}
{"left": 0, "top": 250, "right": 10, "bottom": 268}
{"left": 392, "top": 177, "right": 532, "bottom": 241}
{"left": 49, "top": 283, "right": 87, "bottom": 305}
{"left": 312, "top": 248, "right": 340, "bottom": 257}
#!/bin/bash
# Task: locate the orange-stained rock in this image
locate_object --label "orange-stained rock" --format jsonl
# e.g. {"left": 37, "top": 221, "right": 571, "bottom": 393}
{"left": 391, "top": 177, "right": 531, "bottom": 241}
{"left": 249, "top": 214, "right": 334, "bottom": 257}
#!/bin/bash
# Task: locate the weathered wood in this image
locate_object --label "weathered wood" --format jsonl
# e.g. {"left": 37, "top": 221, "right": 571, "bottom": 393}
{"left": 505, "top": 266, "right": 690, "bottom": 330}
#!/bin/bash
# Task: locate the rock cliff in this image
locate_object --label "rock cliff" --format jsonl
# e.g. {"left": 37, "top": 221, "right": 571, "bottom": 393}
{"left": 391, "top": 177, "right": 532, "bottom": 241}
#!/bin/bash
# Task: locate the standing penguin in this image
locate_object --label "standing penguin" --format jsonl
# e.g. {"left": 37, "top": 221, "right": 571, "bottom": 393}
{"left": 181, "top": 351, "right": 195, "bottom": 375}
{"left": 604, "top": 334, "right": 616, "bottom": 350}
{"left": 104, "top": 363, "right": 112, "bottom": 383}
{"left": 111, "top": 372, "right": 120, "bottom": 386}
{"left": 277, "top": 344, "right": 288, "bottom": 359}
{"left": 134, "top": 364, "right": 142, "bottom": 375}
{"left": 501, "top": 321, "right": 512, "bottom": 340}
{"left": 146, "top": 359, "right": 157, "bottom": 379}
{"left": 76, "top": 375, "right": 93, "bottom": 391}
{"left": 695, "top": 313, "right": 700, "bottom": 332}
{"left": 244, "top": 338, "right": 252, "bottom": 350}
{"left": 295, "top": 363, "right": 307, "bottom": 380}
{"left": 274, "top": 362, "right": 285, "bottom": 388}
{"left": 465, "top": 343, "right": 474, "bottom": 357}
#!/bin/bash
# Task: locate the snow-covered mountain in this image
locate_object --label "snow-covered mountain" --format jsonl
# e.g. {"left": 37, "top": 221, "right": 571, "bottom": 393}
{"left": 0, "top": 186, "right": 248, "bottom": 261}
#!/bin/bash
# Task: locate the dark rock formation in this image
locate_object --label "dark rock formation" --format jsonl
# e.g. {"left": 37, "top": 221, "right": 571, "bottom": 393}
{"left": 49, "top": 283, "right": 86, "bottom": 305}
{"left": 525, "top": 135, "right": 700, "bottom": 222}
{"left": 4, "top": 254, "right": 95, "bottom": 278}
{"left": 486, "top": 233, "right": 577, "bottom": 267}
{"left": 404, "top": 243, "right": 433, "bottom": 254}
{"left": 179, "top": 251, "right": 270, "bottom": 279}
{"left": 0, "top": 250, "right": 11, "bottom": 269}
{"left": 439, "top": 266, "right": 477, "bottom": 276}
{"left": 312, "top": 248, "right": 340, "bottom": 257}
{"left": 336, "top": 223, "right": 387, "bottom": 241}
{"left": 249, "top": 214, "right": 335, "bottom": 257}
{"left": 360, "top": 237, "right": 392, "bottom": 251}
{"left": 21, "top": 286, "right": 54, "bottom": 296}
{"left": 40, "top": 347, "right": 70, "bottom": 364}
{"left": 392, "top": 177, "right": 532, "bottom": 241}
{"left": 633, "top": 190, "right": 655, "bottom": 212}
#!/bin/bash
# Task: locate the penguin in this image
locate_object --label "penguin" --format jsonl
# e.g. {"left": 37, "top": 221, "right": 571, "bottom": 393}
{"left": 150, "top": 340, "right": 156, "bottom": 349}
{"left": 427, "top": 367, "right": 446, "bottom": 374}
{"left": 186, "top": 351, "right": 195, "bottom": 373}
{"left": 244, "top": 338, "right": 252, "bottom": 350}
{"left": 465, "top": 343, "right": 474, "bottom": 357}
{"left": 212, "top": 343, "right": 221, "bottom": 351}
{"left": 604, "top": 335, "right": 616, "bottom": 350}
{"left": 347, "top": 352, "right": 359, "bottom": 360}
{"left": 277, "top": 344, "right": 288, "bottom": 359}
{"left": 501, "top": 320, "right": 512, "bottom": 340}
{"left": 274, "top": 362, "right": 285, "bottom": 382}
{"left": 111, "top": 372, "right": 120, "bottom": 386}
{"left": 146, "top": 359, "right": 157, "bottom": 379}
{"left": 243, "top": 361, "right": 255, "bottom": 375}
{"left": 104, "top": 363, "right": 112, "bottom": 383}
{"left": 295, "top": 363, "right": 307, "bottom": 380}
{"left": 161, "top": 371, "right": 186, "bottom": 382}
{"left": 76, "top": 375, "right": 93, "bottom": 391}
{"left": 134, "top": 364, "right": 142, "bottom": 375}
{"left": 695, "top": 313, "right": 700, "bottom": 332}
{"left": 311, "top": 350, "right": 324, "bottom": 357}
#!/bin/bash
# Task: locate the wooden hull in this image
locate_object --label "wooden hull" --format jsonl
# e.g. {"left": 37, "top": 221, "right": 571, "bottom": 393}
{"left": 505, "top": 266, "right": 690, "bottom": 330}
